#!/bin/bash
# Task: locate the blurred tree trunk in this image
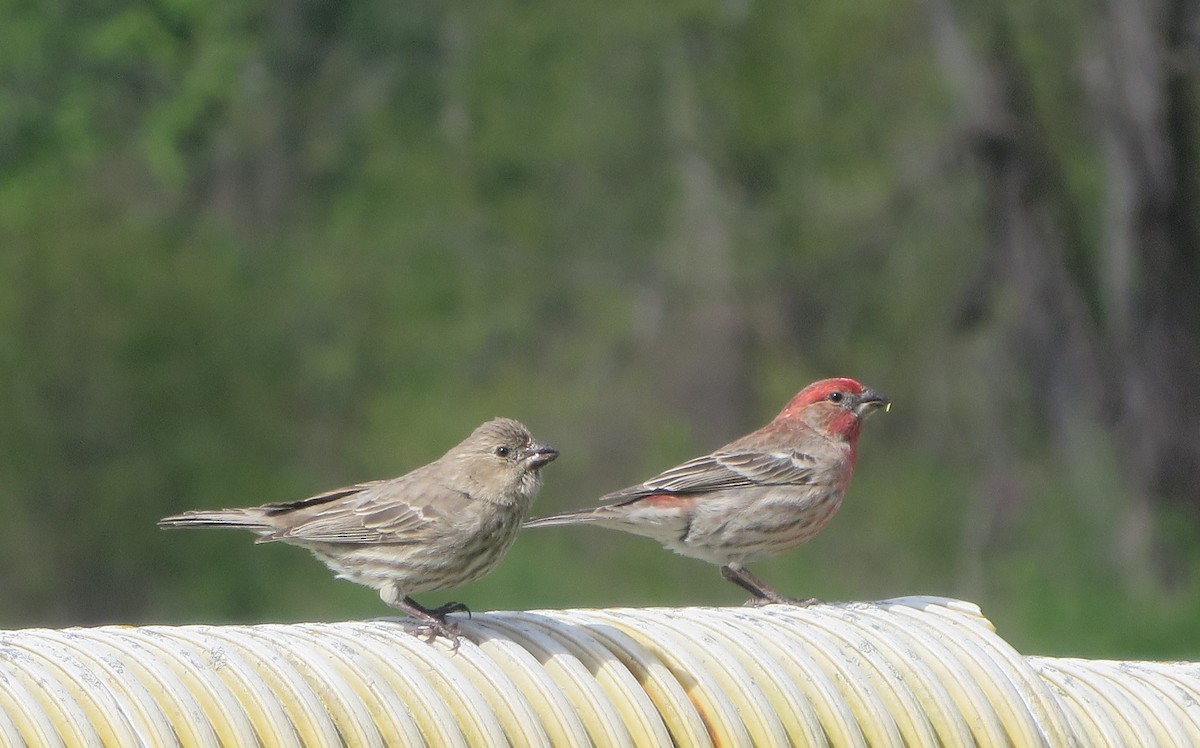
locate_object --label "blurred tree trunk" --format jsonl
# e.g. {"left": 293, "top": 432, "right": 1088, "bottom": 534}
{"left": 928, "top": 0, "right": 1200, "bottom": 581}
{"left": 651, "top": 34, "right": 752, "bottom": 446}
{"left": 927, "top": 0, "right": 1109, "bottom": 586}
{"left": 1092, "top": 0, "right": 1200, "bottom": 521}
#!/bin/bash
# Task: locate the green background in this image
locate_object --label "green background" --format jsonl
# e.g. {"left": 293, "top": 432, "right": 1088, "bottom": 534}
{"left": 2, "top": 0, "right": 1198, "bottom": 660}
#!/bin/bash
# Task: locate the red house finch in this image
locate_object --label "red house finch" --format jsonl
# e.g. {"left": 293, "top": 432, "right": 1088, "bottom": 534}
{"left": 526, "top": 378, "right": 888, "bottom": 604}
{"left": 160, "top": 418, "right": 558, "bottom": 640}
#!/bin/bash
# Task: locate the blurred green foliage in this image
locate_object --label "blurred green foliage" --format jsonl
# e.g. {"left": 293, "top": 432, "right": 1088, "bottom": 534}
{"left": 1, "top": 0, "right": 1197, "bottom": 659}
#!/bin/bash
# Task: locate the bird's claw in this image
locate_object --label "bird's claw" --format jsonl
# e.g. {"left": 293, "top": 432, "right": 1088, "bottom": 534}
{"left": 409, "top": 619, "right": 464, "bottom": 651}
{"left": 428, "top": 601, "right": 472, "bottom": 619}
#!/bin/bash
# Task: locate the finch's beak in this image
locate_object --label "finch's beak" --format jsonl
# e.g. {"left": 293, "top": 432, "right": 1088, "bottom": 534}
{"left": 523, "top": 443, "right": 559, "bottom": 470}
{"left": 855, "top": 388, "right": 891, "bottom": 417}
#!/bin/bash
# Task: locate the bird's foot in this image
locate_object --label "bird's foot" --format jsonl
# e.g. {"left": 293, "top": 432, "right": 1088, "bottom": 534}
{"left": 414, "top": 601, "right": 471, "bottom": 649}
{"left": 744, "top": 595, "right": 821, "bottom": 608}
{"left": 382, "top": 594, "right": 471, "bottom": 650}
{"left": 410, "top": 618, "right": 464, "bottom": 650}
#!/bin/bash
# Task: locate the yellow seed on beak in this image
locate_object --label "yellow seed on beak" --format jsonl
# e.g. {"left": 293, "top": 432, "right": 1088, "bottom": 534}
{"left": 885, "top": 402, "right": 892, "bottom": 412}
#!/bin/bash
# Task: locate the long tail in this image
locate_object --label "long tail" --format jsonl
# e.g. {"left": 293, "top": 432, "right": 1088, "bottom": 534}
{"left": 523, "top": 507, "right": 608, "bottom": 529}
{"left": 158, "top": 508, "right": 273, "bottom": 533}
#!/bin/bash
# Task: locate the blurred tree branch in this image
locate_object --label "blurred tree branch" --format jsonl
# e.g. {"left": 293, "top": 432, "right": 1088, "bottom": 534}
{"left": 928, "top": 0, "right": 1200, "bottom": 583}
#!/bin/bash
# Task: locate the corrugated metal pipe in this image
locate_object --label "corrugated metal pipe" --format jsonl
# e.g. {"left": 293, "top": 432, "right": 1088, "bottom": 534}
{"left": 1, "top": 596, "right": 1197, "bottom": 746}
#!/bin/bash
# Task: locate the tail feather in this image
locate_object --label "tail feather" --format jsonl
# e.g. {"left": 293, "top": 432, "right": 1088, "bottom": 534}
{"left": 523, "top": 507, "right": 605, "bottom": 529}
{"left": 524, "top": 496, "right": 692, "bottom": 550}
{"left": 158, "top": 509, "right": 273, "bottom": 533}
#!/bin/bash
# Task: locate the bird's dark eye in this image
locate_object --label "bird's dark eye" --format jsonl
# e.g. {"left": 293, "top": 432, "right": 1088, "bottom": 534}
{"left": 828, "top": 391, "right": 844, "bottom": 403}
{"left": 495, "top": 446, "right": 511, "bottom": 457}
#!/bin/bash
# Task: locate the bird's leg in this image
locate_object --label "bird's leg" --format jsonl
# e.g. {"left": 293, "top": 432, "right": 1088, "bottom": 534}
{"left": 721, "top": 564, "right": 773, "bottom": 598}
{"left": 379, "top": 585, "right": 465, "bottom": 647}
{"left": 399, "top": 596, "right": 466, "bottom": 648}
{"left": 720, "top": 564, "right": 820, "bottom": 608}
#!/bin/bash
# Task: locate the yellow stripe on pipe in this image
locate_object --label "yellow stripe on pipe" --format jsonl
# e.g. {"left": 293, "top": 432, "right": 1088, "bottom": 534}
{"left": 0, "top": 599, "right": 1196, "bottom": 746}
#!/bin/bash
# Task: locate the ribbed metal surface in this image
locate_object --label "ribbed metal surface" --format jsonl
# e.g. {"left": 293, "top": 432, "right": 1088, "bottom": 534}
{"left": 0, "top": 597, "right": 1196, "bottom": 746}
{"left": 1030, "top": 656, "right": 1200, "bottom": 747}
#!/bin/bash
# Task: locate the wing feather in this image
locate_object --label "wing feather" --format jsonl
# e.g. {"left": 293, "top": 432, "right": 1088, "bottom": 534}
{"left": 261, "top": 476, "right": 457, "bottom": 544}
{"left": 602, "top": 450, "right": 817, "bottom": 502}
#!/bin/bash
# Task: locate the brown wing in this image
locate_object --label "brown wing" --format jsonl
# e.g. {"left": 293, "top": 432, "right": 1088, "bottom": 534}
{"left": 261, "top": 475, "right": 466, "bottom": 545}
{"left": 600, "top": 450, "right": 817, "bottom": 503}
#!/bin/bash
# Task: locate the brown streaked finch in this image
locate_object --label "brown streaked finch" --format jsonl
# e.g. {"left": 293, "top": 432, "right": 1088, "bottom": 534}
{"left": 525, "top": 378, "right": 888, "bottom": 605}
{"left": 160, "top": 418, "right": 558, "bottom": 641}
